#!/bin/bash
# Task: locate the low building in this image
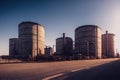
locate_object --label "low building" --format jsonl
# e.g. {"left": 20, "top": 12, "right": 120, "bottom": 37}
{"left": 9, "top": 38, "right": 19, "bottom": 57}
{"left": 44, "top": 46, "right": 54, "bottom": 57}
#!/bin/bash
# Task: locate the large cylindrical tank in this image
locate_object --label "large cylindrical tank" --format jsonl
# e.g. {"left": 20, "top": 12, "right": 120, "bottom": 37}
{"left": 102, "top": 31, "right": 116, "bottom": 57}
{"left": 18, "top": 21, "right": 45, "bottom": 58}
{"left": 75, "top": 25, "right": 102, "bottom": 58}
{"left": 56, "top": 34, "right": 73, "bottom": 55}
{"left": 9, "top": 38, "right": 19, "bottom": 57}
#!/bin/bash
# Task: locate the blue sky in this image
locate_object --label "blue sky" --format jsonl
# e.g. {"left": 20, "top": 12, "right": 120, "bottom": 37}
{"left": 0, "top": 0, "right": 120, "bottom": 55}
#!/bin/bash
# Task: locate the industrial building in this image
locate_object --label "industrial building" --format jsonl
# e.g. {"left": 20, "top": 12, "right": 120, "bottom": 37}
{"left": 56, "top": 33, "right": 73, "bottom": 55}
{"left": 75, "top": 25, "right": 102, "bottom": 59}
{"left": 9, "top": 38, "right": 19, "bottom": 57}
{"left": 102, "top": 31, "right": 116, "bottom": 58}
{"left": 9, "top": 21, "right": 117, "bottom": 61}
{"left": 9, "top": 21, "right": 45, "bottom": 59}
{"left": 18, "top": 21, "right": 45, "bottom": 58}
{"left": 44, "top": 46, "right": 54, "bottom": 57}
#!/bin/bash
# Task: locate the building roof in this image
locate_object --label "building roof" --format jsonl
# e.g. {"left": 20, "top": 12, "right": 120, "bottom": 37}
{"left": 18, "top": 21, "right": 43, "bottom": 27}
{"left": 75, "top": 25, "right": 101, "bottom": 31}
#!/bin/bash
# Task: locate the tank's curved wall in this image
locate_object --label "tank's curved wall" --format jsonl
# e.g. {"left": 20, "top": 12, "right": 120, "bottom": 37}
{"left": 75, "top": 25, "right": 102, "bottom": 58}
{"left": 102, "top": 33, "right": 115, "bottom": 57}
{"left": 18, "top": 22, "right": 45, "bottom": 58}
{"left": 56, "top": 37, "right": 73, "bottom": 55}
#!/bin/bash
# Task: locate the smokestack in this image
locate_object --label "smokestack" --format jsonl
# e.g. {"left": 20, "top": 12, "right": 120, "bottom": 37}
{"left": 106, "top": 30, "right": 108, "bottom": 57}
{"left": 63, "top": 33, "right": 65, "bottom": 38}
{"left": 63, "top": 33, "right": 65, "bottom": 45}
{"left": 63, "top": 33, "right": 66, "bottom": 54}
{"left": 106, "top": 30, "right": 108, "bottom": 34}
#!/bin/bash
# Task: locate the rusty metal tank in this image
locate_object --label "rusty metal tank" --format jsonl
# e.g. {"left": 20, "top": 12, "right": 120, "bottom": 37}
{"left": 102, "top": 31, "right": 116, "bottom": 57}
{"left": 75, "top": 25, "right": 102, "bottom": 58}
{"left": 56, "top": 33, "right": 73, "bottom": 55}
{"left": 18, "top": 21, "right": 45, "bottom": 58}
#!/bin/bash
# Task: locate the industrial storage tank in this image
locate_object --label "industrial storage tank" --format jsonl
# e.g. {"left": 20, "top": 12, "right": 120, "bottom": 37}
{"left": 18, "top": 21, "right": 45, "bottom": 58}
{"left": 75, "top": 25, "right": 102, "bottom": 58}
{"left": 56, "top": 33, "right": 73, "bottom": 55}
{"left": 102, "top": 31, "right": 116, "bottom": 58}
{"left": 9, "top": 38, "right": 19, "bottom": 57}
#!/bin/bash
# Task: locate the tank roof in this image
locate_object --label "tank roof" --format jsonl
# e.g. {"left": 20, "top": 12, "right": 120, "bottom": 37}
{"left": 75, "top": 25, "right": 101, "bottom": 31}
{"left": 56, "top": 37, "right": 72, "bottom": 40}
{"left": 9, "top": 38, "right": 18, "bottom": 40}
{"left": 18, "top": 21, "right": 43, "bottom": 27}
{"left": 102, "top": 33, "right": 115, "bottom": 36}
{"left": 102, "top": 31, "right": 115, "bottom": 36}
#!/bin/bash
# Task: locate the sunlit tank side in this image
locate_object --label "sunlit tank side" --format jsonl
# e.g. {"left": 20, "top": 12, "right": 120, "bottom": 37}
{"left": 18, "top": 21, "right": 45, "bottom": 58}
{"left": 102, "top": 31, "right": 116, "bottom": 58}
{"left": 75, "top": 25, "right": 102, "bottom": 58}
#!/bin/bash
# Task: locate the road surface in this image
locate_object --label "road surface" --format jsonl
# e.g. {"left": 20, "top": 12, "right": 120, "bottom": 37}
{"left": 0, "top": 58, "right": 119, "bottom": 80}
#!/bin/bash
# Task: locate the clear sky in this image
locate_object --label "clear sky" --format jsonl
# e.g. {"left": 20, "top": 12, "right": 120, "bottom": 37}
{"left": 0, "top": 0, "right": 120, "bottom": 55}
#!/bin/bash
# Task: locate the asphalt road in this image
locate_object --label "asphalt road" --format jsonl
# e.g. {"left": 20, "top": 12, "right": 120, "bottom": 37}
{"left": 0, "top": 58, "right": 119, "bottom": 80}
{"left": 54, "top": 59, "right": 120, "bottom": 80}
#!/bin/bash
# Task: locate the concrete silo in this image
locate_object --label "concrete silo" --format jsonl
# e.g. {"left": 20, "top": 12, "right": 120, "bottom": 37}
{"left": 75, "top": 25, "right": 102, "bottom": 58}
{"left": 56, "top": 33, "right": 73, "bottom": 55}
{"left": 18, "top": 21, "right": 45, "bottom": 58}
{"left": 102, "top": 31, "right": 116, "bottom": 58}
{"left": 9, "top": 38, "right": 19, "bottom": 57}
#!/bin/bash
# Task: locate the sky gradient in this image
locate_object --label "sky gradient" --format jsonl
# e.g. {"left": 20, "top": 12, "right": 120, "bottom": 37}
{"left": 0, "top": 0, "right": 120, "bottom": 55}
